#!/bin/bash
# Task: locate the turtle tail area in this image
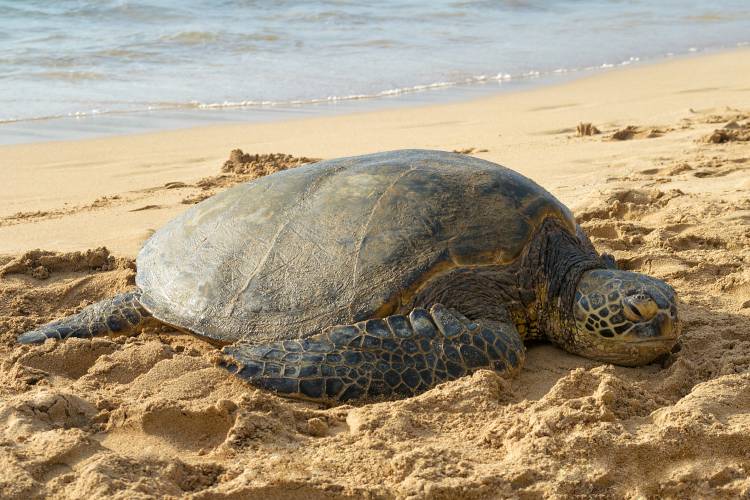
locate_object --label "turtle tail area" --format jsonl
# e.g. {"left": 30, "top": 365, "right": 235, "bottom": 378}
{"left": 16, "top": 291, "right": 152, "bottom": 344}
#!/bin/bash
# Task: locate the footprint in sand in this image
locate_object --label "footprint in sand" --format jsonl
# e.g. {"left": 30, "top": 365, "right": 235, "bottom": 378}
{"left": 571, "top": 123, "right": 667, "bottom": 140}
{"left": 16, "top": 339, "right": 120, "bottom": 380}
{"left": 451, "top": 147, "right": 489, "bottom": 154}
{"left": 133, "top": 401, "right": 237, "bottom": 453}
{"left": 3, "top": 390, "right": 97, "bottom": 430}
{"left": 129, "top": 204, "right": 162, "bottom": 212}
{"left": 609, "top": 125, "right": 668, "bottom": 140}
{"left": 575, "top": 188, "right": 684, "bottom": 223}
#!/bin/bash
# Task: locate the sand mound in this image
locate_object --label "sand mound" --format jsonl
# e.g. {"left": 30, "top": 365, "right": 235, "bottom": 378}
{"left": 704, "top": 122, "right": 750, "bottom": 143}
{"left": 0, "top": 248, "right": 120, "bottom": 280}
{"left": 220, "top": 150, "right": 319, "bottom": 177}
{"left": 576, "top": 122, "right": 601, "bottom": 136}
{"left": 182, "top": 151, "right": 319, "bottom": 205}
{"left": 2, "top": 114, "right": 750, "bottom": 498}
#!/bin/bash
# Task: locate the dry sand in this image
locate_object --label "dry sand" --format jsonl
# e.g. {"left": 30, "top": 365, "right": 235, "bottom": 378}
{"left": 1, "top": 49, "right": 750, "bottom": 499}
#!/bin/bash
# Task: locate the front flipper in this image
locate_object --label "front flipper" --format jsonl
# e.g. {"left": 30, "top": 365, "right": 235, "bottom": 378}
{"left": 221, "top": 304, "right": 526, "bottom": 402}
{"left": 17, "top": 291, "right": 152, "bottom": 344}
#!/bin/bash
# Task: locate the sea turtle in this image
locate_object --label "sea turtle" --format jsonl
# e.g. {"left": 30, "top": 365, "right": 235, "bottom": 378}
{"left": 17, "top": 150, "right": 680, "bottom": 401}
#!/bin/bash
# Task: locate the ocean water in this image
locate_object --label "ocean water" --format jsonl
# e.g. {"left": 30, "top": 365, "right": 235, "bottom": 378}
{"left": 1, "top": 0, "right": 749, "bottom": 143}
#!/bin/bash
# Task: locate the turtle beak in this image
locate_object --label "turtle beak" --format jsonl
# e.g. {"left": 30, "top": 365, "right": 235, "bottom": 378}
{"left": 622, "top": 309, "right": 680, "bottom": 348}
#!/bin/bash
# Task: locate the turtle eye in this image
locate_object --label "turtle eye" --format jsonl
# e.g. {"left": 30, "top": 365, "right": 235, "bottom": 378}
{"left": 623, "top": 294, "right": 658, "bottom": 321}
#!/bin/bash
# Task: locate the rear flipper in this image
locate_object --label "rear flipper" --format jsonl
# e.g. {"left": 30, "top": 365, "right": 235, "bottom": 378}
{"left": 17, "top": 291, "right": 152, "bottom": 344}
{"left": 221, "top": 304, "right": 526, "bottom": 402}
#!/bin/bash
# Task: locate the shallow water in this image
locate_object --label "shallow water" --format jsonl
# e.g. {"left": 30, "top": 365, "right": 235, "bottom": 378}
{"left": 1, "top": 0, "right": 749, "bottom": 143}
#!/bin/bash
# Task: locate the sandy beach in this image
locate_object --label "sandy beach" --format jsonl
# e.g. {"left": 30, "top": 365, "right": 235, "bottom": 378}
{"left": 2, "top": 48, "right": 750, "bottom": 498}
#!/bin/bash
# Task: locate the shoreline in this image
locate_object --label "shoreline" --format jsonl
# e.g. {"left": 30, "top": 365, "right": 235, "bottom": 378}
{"left": 2, "top": 47, "right": 750, "bottom": 257}
{"left": 1, "top": 45, "right": 747, "bottom": 146}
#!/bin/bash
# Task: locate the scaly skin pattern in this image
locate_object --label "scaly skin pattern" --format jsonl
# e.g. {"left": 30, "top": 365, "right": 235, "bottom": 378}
{"left": 569, "top": 269, "right": 680, "bottom": 366}
{"left": 574, "top": 269, "right": 678, "bottom": 338}
{"left": 517, "top": 218, "right": 606, "bottom": 347}
{"left": 222, "top": 304, "right": 525, "bottom": 401}
{"left": 17, "top": 291, "right": 152, "bottom": 344}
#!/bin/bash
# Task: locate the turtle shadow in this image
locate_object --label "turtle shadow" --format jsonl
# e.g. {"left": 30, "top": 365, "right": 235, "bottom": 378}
{"left": 515, "top": 302, "right": 750, "bottom": 405}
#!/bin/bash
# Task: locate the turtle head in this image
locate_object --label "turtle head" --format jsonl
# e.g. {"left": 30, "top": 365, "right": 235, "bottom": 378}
{"left": 568, "top": 269, "right": 680, "bottom": 366}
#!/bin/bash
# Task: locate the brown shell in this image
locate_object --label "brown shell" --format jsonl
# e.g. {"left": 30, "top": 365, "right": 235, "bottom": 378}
{"left": 136, "top": 149, "right": 578, "bottom": 344}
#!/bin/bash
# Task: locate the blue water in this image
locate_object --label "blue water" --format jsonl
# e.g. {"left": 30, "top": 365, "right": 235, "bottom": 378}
{"left": 1, "top": 0, "right": 749, "bottom": 142}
